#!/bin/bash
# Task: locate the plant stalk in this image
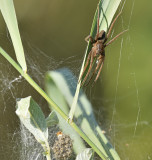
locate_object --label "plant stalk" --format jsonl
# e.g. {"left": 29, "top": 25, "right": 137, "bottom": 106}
{"left": 0, "top": 47, "right": 108, "bottom": 160}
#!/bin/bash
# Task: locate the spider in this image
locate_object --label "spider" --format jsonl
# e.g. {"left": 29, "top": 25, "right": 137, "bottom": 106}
{"left": 79, "top": 5, "right": 128, "bottom": 86}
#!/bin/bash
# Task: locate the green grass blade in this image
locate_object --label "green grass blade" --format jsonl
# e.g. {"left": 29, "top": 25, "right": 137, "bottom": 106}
{"left": 45, "top": 71, "right": 86, "bottom": 154}
{"left": 69, "top": 0, "right": 121, "bottom": 123}
{"left": 0, "top": 0, "right": 27, "bottom": 72}
{"left": 45, "top": 68, "right": 121, "bottom": 160}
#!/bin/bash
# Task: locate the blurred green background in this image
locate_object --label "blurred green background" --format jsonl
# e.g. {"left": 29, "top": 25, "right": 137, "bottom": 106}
{"left": 0, "top": 0, "right": 152, "bottom": 159}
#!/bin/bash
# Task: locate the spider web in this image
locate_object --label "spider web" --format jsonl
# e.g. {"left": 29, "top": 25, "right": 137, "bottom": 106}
{"left": 86, "top": 0, "right": 152, "bottom": 159}
{"left": 0, "top": 0, "right": 151, "bottom": 160}
{"left": 0, "top": 36, "right": 81, "bottom": 160}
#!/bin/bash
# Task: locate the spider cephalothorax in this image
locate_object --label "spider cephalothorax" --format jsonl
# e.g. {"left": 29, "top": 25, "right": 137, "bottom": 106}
{"left": 79, "top": 5, "right": 128, "bottom": 86}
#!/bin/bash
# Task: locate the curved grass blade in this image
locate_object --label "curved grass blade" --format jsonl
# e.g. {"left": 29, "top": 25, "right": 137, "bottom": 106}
{"left": 45, "top": 68, "right": 121, "bottom": 160}
{"left": 45, "top": 71, "right": 86, "bottom": 154}
{"left": 69, "top": 0, "right": 121, "bottom": 123}
{"left": 0, "top": 0, "right": 27, "bottom": 72}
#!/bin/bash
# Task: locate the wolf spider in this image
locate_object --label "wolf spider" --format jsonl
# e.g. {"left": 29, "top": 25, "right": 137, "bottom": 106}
{"left": 79, "top": 6, "right": 128, "bottom": 86}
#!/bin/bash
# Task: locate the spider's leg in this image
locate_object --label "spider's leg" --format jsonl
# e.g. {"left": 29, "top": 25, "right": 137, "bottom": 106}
{"left": 107, "top": 11, "right": 122, "bottom": 39}
{"left": 94, "top": 58, "right": 104, "bottom": 82}
{"left": 85, "top": 35, "right": 96, "bottom": 43}
{"left": 81, "top": 52, "right": 95, "bottom": 86}
{"left": 84, "top": 56, "right": 102, "bottom": 86}
{"left": 79, "top": 52, "right": 91, "bottom": 83}
{"left": 105, "top": 29, "right": 128, "bottom": 47}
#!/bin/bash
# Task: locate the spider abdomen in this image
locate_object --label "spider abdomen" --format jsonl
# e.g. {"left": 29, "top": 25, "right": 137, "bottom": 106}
{"left": 94, "top": 42, "right": 105, "bottom": 56}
